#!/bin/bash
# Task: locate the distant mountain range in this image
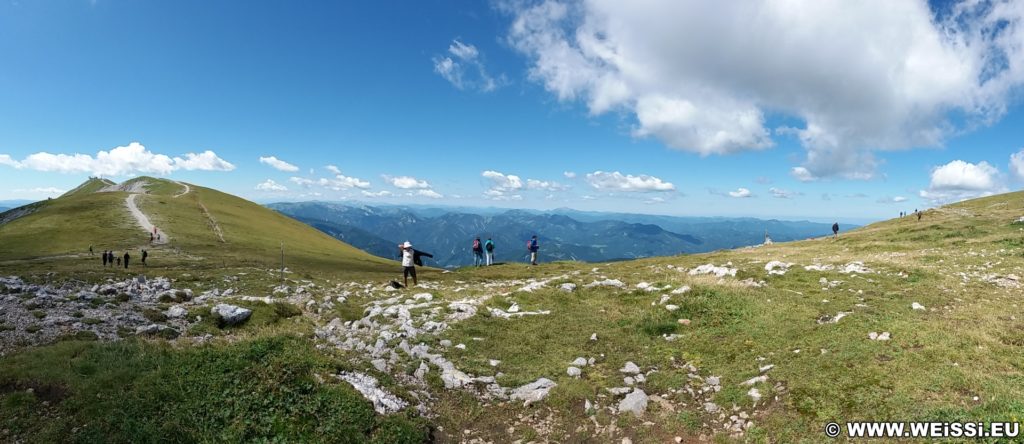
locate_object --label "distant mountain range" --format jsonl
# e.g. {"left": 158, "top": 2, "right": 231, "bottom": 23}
{"left": 270, "top": 202, "right": 849, "bottom": 268}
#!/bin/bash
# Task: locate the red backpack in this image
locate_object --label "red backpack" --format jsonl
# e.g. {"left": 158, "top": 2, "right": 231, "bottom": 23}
{"left": 473, "top": 239, "right": 481, "bottom": 250}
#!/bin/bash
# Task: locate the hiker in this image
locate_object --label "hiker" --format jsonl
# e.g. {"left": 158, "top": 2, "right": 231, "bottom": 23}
{"left": 116, "top": 256, "right": 122, "bottom": 267}
{"left": 472, "top": 237, "right": 484, "bottom": 267}
{"left": 917, "top": 211, "right": 923, "bottom": 221}
{"left": 102, "top": 250, "right": 108, "bottom": 267}
{"left": 150, "top": 232, "right": 154, "bottom": 242}
{"left": 157, "top": 233, "right": 161, "bottom": 241}
{"left": 832, "top": 222, "right": 839, "bottom": 240}
{"left": 527, "top": 235, "right": 539, "bottom": 265}
{"left": 399, "top": 241, "right": 417, "bottom": 288}
{"left": 142, "top": 249, "right": 148, "bottom": 266}
{"left": 123, "top": 251, "right": 130, "bottom": 269}
{"left": 89, "top": 245, "right": 94, "bottom": 255}
{"left": 484, "top": 237, "right": 495, "bottom": 266}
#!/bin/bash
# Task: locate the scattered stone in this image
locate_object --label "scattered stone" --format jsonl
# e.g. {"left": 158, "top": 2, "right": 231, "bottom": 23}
{"left": 590, "top": 333, "right": 598, "bottom": 341}
{"left": 704, "top": 402, "right": 720, "bottom": 413}
{"left": 567, "top": 366, "right": 582, "bottom": 377}
{"left": 741, "top": 375, "right": 768, "bottom": 386}
{"left": 489, "top": 359, "right": 501, "bottom": 367}
{"left": 165, "top": 305, "right": 187, "bottom": 319}
{"left": 620, "top": 361, "right": 641, "bottom": 374}
{"left": 748, "top": 387, "right": 762, "bottom": 403}
{"left": 210, "top": 304, "right": 252, "bottom": 326}
{"left": 584, "top": 279, "right": 626, "bottom": 289}
{"left": 689, "top": 264, "right": 737, "bottom": 278}
{"left": 817, "top": 311, "right": 852, "bottom": 324}
{"left": 559, "top": 283, "right": 577, "bottom": 292}
{"left": 665, "top": 304, "right": 679, "bottom": 312}
{"left": 336, "top": 372, "right": 408, "bottom": 414}
{"left": 868, "top": 331, "right": 892, "bottom": 341}
{"left": 510, "top": 378, "right": 557, "bottom": 406}
{"left": 911, "top": 302, "right": 925, "bottom": 311}
{"left": 618, "top": 389, "right": 648, "bottom": 417}
{"left": 671, "top": 285, "right": 691, "bottom": 294}
{"left": 764, "top": 261, "right": 793, "bottom": 276}
{"left": 571, "top": 357, "right": 588, "bottom": 367}
{"left": 678, "top": 318, "right": 691, "bottom": 326}
{"left": 839, "top": 261, "right": 872, "bottom": 274}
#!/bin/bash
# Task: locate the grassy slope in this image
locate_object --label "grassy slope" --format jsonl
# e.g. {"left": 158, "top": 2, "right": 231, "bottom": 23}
{"left": 2, "top": 185, "right": 1023, "bottom": 442}
{"left": 0, "top": 177, "right": 404, "bottom": 282}
{"left": 423, "top": 193, "right": 1024, "bottom": 442}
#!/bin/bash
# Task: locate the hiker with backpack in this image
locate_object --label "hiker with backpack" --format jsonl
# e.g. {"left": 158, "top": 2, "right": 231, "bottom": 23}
{"left": 123, "top": 251, "right": 130, "bottom": 269}
{"left": 142, "top": 249, "right": 148, "bottom": 266}
{"left": 102, "top": 250, "right": 108, "bottom": 268}
{"left": 832, "top": 222, "right": 839, "bottom": 240}
{"left": 484, "top": 237, "right": 495, "bottom": 266}
{"left": 527, "top": 235, "right": 539, "bottom": 265}
{"left": 472, "top": 237, "right": 484, "bottom": 267}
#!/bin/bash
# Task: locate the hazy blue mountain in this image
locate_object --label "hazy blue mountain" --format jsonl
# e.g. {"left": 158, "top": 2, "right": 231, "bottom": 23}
{"left": 269, "top": 202, "right": 846, "bottom": 268}
{"left": 270, "top": 203, "right": 706, "bottom": 267}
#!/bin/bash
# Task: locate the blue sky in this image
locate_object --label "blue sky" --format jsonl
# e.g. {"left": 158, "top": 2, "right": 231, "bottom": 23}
{"left": 1, "top": 0, "right": 1022, "bottom": 222}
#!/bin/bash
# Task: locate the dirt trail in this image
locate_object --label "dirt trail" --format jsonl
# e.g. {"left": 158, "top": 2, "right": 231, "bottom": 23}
{"left": 173, "top": 181, "right": 191, "bottom": 198}
{"left": 126, "top": 194, "right": 168, "bottom": 244}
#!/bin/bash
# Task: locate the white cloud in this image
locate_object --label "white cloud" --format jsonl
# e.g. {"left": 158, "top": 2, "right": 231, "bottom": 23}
{"left": 563, "top": 171, "right": 576, "bottom": 179}
{"left": 255, "top": 179, "right": 288, "bottom": 191}
{"left": 790, "top": 167, "right": 816, "bottom": 182}
{"left": 504, "top": 0, "right": 1024, "bottom": 179}
{"left": 415, "top": 189, "right": 444, "bottom": 199}
{"left": 482, "top": 170, "right": 525, "bottom": 199}
{"left": 361, "top": 190, "right": 393, "bottom": 198}
{"left": 585, "top": 171, "right": 675, "bottom": 192}
{"left": 289, "top": 177, "right": 314, "bottom": 187}
{"left": 384, "top": 175, "right": 431, "bottom": 189}
{"left": 0, "top": 142, "right": 235, "bottom": 175}
{"left": 12, "top": 187, "right": 66, "bottom": 195}
{"left": 876, "top": 196, "right": 908, "bottom": 204}
{"left": 919, "top": 160, "right": 1004, "bottom": 204}
{"left": 728, "top": 187, "right": 752, "bottom": 198}
{"left": 1010, "top": 149, "right": 1024, "bottom": 181}
{"left": 326, "top": 165, "right": 341, "bottom": 174}
{"left": 259, "top": 156, "right": 299, "bottom": 172}
{"left": 644, "top": 196, "right": 666, "bottom": 204}
{"left": 288, "top": 173, "right": 370, "bottom": 190}
{"left": 768, "top": 187, "right": 800, "bottom": 199}
{"left": 0, "top": 154, "right": 19, "bottom": 168}
{"left": 433, "top": 39, "right": 505, "bottom": 92}
{"left": 526, "top": 178, "right": 569, "bottom": 191}
{"left": 319, "top": 175, "right": 370, "bottom": 190}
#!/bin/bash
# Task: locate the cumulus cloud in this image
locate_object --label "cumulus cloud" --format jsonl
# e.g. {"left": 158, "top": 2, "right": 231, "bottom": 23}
{"left": 728, "top": 187, "right": 753, "bottom": 198}
{"left": 0, "top": 142, "right": 235, "bottom": 175}
{"left": 504, "top": 0, "right": 1024, "bottom": 179}
{"left": 255, "top": 179, "right": 288, "bottom": 191}
{"left": 585, "top": 171, "right": 674, "bottom": 192}
{"left": 481, "top": 170, "right": 525, "bottom": 199}
{"left": 361, "top": 190, "right": 393, "bottom": 198}
{"left": 259, "top": 156, "right": 299, "bottom": 172}
{"left": 526, "top": 178, "right": 569, "bottom": 191}
{"left": 433, "top": 39, "right": 505, "bottom": 92}
{"left": 289, "top": 172, "right": 370, "bottom": 190}
{"left": 383, "top": 175, "right": 432, "bottom": 189}
{"left": 1010, "top": 149, "right": 1024, "bottom": 181}
{"left": 563, "top": 171, "right": 576, "bottom": 179}
{"left": 919, "top": 160, "right": 1004, "bottom": 203}
{"left": 415, "top": 189, "right": 444, "bottom": 199}
{"left": 768, "top": 187, "right": 800, "bottom": 199}
{"left": 326, "top": 165, "right": 341, "bottom": 174}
